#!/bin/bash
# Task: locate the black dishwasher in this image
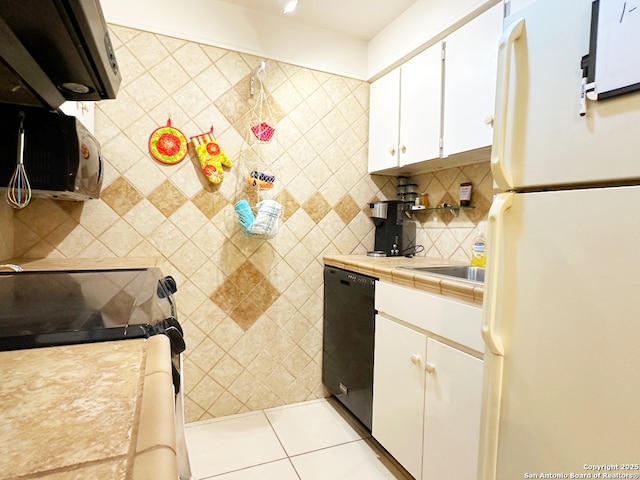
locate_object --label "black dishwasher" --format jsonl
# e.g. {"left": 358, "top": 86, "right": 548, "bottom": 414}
{"left": 322, "top": 265, "right": 376, "bottom": 431}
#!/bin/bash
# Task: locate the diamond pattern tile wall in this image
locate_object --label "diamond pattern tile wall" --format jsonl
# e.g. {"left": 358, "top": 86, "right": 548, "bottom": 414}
{"left": 0, "top": 23, "right": 495, "bottom": 423}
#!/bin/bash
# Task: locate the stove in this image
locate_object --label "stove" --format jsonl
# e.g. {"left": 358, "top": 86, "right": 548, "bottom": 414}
{"left": 0, "top": 268, "right": 183, "bottom": 352}
{"left": 0, "top": 267, "right": 186, "bottom": 394}
{"left": 0, "top": 267, "right": 192, "bottom": 479}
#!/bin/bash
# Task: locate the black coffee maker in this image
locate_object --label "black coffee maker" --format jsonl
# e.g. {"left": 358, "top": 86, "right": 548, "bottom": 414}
{"left": 368, "top": 200, "right": 404, "bottom": 257}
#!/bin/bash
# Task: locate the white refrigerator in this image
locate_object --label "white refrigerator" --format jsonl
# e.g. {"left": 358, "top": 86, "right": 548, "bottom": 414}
{"left": 479, "top": 0, "right": 640, "bottom": 479}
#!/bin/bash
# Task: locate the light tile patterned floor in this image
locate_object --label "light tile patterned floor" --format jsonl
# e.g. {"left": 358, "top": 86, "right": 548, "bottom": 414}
{"left": 185, "top": 398, "right": 412, "bottom": 480}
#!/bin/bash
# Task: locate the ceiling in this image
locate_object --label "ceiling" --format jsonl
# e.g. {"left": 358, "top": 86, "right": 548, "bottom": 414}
{"left": 217, "top": 0, "right": 418, "bottom": 41}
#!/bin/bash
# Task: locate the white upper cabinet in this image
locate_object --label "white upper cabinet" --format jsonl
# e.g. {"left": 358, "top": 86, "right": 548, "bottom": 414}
{"left": 442, "top": 2, "right": 504, "bottom": 157}
{"left": 368, "top": 44, "right": 442, "bottom": 173}
{"left": 505, "top": 0, "right": 538, "bottom": 16}
{"left": 399, "top": 45, "right": 442, "bottom": 167}
{"left": 368, "top": 3, "right": 504, "bottom": 174}
{"left": 368, "top": 68, "right": 401, "bottom": 173}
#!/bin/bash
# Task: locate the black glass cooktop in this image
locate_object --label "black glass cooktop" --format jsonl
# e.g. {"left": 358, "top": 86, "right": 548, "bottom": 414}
{"left": 0, "top": 268, "right": 175, "bottom": 351}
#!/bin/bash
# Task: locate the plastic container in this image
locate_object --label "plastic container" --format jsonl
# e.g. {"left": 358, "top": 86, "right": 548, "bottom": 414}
{"left": 405, "top": 183, "right": 419, "bottom": 194}
{"left": 404, "top": 192, "right": 417, "bottom": 203}
{"left": 471, "top": 235, "right": 486, "bottom": 267}
{"left": 416, "top": 193, "right": 429, "bottom": 207}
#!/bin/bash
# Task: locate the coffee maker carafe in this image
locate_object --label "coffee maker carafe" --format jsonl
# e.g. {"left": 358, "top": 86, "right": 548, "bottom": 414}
{"left": 368, "top": 200, "right": 404, "bottom": 257}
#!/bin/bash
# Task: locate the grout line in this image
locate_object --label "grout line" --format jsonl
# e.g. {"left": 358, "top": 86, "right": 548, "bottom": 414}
{"left": 188, "top": 398, "right": 408, "bottom": 480}
{"left": 362, "top": 436, "right": 414, "bottom": 480}
{"left": 287, "top": 438, "right": 368, "bottom": 459}
{"left": 323, "top": 397, "right": 413, "bottom": 480}
{"left": 263, "top": 408, "right": 290, "bottom": 456}
{"left": 263, "top": 403, "right": 365, "bottom": 480}
{"left": 324, "top": 395, "right": 372, "bottom": 439}
{"left": 196, "top": 458, "right": 293, "bottom": 480}
{"left": 262, "top": 399, "right": 370, "bottom": 477}
{"left": 185, "top": 409, "right": 265, "bottom": 429}
{"left": 286, "top": 457, "right": 303, "bottom": 480}
{"left": 260, "top": 408, "right": 305, "bottom": 479}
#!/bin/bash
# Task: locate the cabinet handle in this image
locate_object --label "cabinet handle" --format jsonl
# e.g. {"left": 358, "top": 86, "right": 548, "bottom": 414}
{"left": 388, "top": 146, "right": 396, "bottom": 156}
{"left": 410, "top": 354, "right": 421, "bottom": 364}
{"left": 484, "top": 115, "right": 494, "bottom": 126}
{"left": 425, "top": 362, "right": 435, "bottom": 374}
{"left": 399, "top": 144, "right": 406, "bottom": 154}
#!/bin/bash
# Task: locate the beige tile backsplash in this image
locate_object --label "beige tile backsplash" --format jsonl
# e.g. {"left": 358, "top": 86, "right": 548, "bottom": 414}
{"left": 0, "top": 25, "right": 492, "bottom": 422}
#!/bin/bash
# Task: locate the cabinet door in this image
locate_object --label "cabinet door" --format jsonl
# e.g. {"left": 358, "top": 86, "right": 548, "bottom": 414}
{"left": 506, "top": 0, "right": 538, "bottom": 15}
{"left": 368, "top": 68, "right": 400, "bottom": 173}
{"left": 423, "top": 338, "right": 484, "bottom": 480}
{"left": 399, "top": 43, "right": 442, "bottom": 166}
{"left": 442, "top": 3, "right": 503, "bottom": 157}
{"left": 372, "top": 314, "right": 426, "bottom": 480}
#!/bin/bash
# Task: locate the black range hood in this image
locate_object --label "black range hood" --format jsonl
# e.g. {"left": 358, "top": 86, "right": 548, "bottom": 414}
{"left": 0, "top": 0, "right": 121, "bottom": 110}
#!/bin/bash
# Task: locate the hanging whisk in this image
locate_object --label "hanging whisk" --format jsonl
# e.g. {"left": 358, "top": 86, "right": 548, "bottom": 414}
{"left": 6, "top": 111, "right": 31, "bottom": 209}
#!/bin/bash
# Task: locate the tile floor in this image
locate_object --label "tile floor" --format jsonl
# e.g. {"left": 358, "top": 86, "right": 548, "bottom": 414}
{"left": 185, "top": 397, "right": 412, "bottom": 480}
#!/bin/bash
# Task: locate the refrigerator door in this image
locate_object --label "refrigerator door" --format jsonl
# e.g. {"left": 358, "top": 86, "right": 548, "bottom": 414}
{"left": 479, "top": 187, "right": 640, "bottom": 479}
{"left": 492, "top": 0, "right": 640, "bottom": 192}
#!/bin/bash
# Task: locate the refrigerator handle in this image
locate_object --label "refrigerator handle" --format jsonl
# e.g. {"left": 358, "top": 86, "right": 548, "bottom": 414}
{"left": 477, "top": 193, "right": 512, "bottom": 480}
{"left": 481, "top": 192, "right": 513, "bottom": 357}
{"left": 478, "top": 353, "right": 505, "bottom": 480}
{"left": 491, "top": 18, "right": 525, "bottom": 191}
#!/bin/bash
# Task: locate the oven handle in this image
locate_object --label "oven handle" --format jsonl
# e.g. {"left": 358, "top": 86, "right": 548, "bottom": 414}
{"left": 171, "top": 362, "right": 180, "bottom": 394}
{"left": 157, "top": 276, "right": 178, "bottom": 318}
{"left": 144, "top": 317, "right": 186, "bottom": 394}
{"left": 145, "top": 324, "right": 186, "bottom": 355}
{"left": 164, "top": 326, "right": 186, "bottom": 355}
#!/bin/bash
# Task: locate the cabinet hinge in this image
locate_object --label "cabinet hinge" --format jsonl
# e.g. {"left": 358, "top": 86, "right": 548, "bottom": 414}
{"left": 441, "top": 42, "right": 446, "bottom": 61}
{"left": 439, "top": 137, "right": 444, "bottom": 149}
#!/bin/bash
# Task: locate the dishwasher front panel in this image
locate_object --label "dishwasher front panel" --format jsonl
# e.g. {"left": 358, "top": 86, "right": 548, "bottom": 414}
{"left": 322, "top": 266, "right": 376, "bottom": 431}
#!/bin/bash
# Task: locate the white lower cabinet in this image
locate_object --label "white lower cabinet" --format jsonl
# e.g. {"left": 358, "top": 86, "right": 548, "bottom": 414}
{"left": 372, "top": 281, "right": 484, "bottom": 479}
{"left": 373, "top": 314, "right": 427, "bottom": 479}
{"left": 423, "top": 337, "right": 483, "bottom": 479}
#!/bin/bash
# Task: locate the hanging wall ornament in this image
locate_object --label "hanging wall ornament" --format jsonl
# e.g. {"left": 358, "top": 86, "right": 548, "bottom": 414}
{"left": 190, "top": 126, "right": 232, "bottom": 184}
{"left": 248, "top": 62, "right": 276, "bottom": 143}
{"left": 148, "top": 118, "right": 188, "bottom": 165}
{"left": 251, "top": 122, "right": 275, "bottom": 142}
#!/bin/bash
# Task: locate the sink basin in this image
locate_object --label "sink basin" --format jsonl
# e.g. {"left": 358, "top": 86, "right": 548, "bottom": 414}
{"left": 399, "top": 265, "right": 485, "bottom": 283}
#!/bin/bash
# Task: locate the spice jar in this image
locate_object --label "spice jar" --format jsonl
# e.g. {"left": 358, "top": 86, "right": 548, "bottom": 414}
{"left": 459, "top": 182, "right": 472, "bottom": 207}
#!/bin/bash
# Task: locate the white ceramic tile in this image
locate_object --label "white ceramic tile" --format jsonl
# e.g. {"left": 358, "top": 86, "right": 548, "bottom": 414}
{"left": 290, "top": 439, "right": 409, "bottom": 480}
{"left": 265, "top": 399, "right": 363, "bottom": 457}
{"left": 185, "top": 411, "right": 287, "bottom": 479}
{"left": 212, "top": 459, "right": 299, "bottom": 480}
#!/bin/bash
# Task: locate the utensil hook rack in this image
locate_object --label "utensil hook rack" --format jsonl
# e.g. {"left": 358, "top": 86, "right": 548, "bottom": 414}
{"left": 250, "top": 60, "right": 267, "bottom": 96}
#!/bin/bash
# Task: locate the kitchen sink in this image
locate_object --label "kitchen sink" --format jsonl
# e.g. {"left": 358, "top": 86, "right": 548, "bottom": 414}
{"left": 398, "top": 265, "right": 485, "bottom": 284}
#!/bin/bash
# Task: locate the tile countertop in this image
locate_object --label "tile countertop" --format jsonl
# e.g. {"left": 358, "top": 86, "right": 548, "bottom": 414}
{"left": 0, "top": 257, "right": 163, "bottom": 271}
{"left": 323, "top": 255, "right": 484, "bottom": 306}
{"left": 0, "top": 335, "right": 177, "bottom": 480}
